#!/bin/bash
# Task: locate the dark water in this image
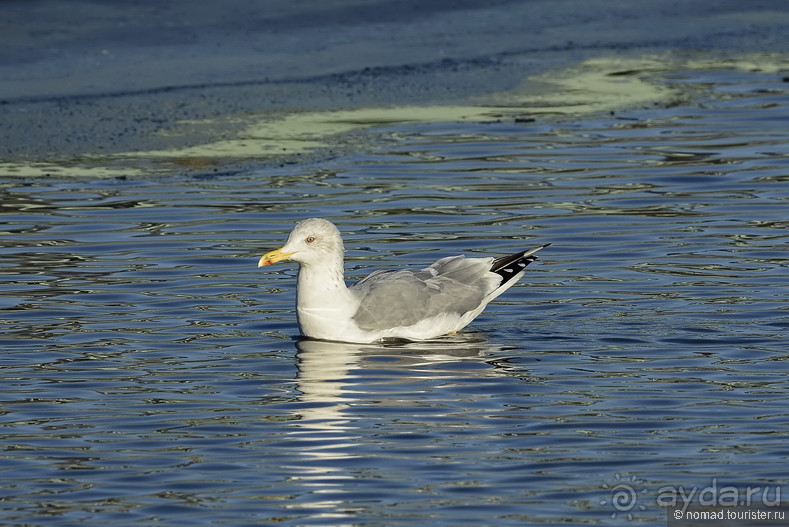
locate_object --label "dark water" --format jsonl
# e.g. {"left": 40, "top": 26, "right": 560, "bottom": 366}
{"left": 1, "top": 68, "right": 787, "bottom": 525}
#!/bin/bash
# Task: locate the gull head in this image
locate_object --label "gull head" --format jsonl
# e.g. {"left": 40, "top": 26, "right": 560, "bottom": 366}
{"left": 258, "top": 218, "right": 345, "bottom": 267}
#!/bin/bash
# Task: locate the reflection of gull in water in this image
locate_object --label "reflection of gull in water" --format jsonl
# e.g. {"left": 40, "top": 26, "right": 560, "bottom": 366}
{"left": 293, "top": 334, "right": 502, "bottom": 426}
{"left": 285, "top": 335, "right": 503, "bottom": 522}
{"left": 259, "top": 218, "right": 549, "bottom": 343}
{"left": 282, "top": 339, "right": 367, "bottom": 523}
{"left": 294, "top": 336, "right": 496, "bottom": 415}
{"left": 293, "top": 339, "right": 365, "bottom": 427}
{"left": 289, "top": 335, "right": 503, "bottom": 446}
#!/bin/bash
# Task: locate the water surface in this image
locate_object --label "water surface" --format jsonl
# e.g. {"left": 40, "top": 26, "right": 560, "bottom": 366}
{"left": 1, "top": 68, "right": 787, "bottom": 525}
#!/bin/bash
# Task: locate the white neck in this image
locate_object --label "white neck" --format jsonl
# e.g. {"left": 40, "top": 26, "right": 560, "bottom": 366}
{"left": 296, "top": 259, "right": 347, "bottom": 304}
{"left": 295, "top": 258, "right": 355, "bottom": 338}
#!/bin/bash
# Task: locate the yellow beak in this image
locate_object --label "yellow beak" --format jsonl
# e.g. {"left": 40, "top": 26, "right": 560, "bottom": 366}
{"left": 258, "top": 247, "right": 295, "bottom": 267}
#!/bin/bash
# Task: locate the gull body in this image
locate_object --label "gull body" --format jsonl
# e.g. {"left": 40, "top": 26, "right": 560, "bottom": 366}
{"left": 259, "top": 218, "right": 549, "bottom": 343}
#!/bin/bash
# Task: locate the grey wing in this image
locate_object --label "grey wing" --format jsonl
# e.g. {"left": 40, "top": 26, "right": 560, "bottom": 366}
{"left": 349, "top": 257, "right": 498, "bottom": 332}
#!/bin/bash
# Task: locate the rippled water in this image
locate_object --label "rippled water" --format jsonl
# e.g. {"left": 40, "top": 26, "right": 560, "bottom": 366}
{"left": 1, "top": 68, "right": 787, "bottom": 525}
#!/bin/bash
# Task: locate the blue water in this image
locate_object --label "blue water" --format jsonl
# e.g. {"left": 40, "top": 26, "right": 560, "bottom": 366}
{"left": 1, "top": 68, "right": 787, "bottom": 525}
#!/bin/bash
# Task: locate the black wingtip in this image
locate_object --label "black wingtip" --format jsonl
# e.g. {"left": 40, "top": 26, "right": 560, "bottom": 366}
{"left": 491, "top": 243, "right": 550, "bottom": 286}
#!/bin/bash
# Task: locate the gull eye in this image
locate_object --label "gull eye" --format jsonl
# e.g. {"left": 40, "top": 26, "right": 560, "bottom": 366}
{"left": 305, "top": 236, "right": 316, "bottom": 244}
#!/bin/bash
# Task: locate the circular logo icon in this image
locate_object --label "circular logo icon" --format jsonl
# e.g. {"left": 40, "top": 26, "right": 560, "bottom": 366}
{"left": 600, "top": 473, "right": 648, "bottom": 519}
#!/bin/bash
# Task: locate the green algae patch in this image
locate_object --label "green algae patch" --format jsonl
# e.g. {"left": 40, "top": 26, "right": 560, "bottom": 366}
{"left": 3, "top": 52, "right": 786, "bottom": 177}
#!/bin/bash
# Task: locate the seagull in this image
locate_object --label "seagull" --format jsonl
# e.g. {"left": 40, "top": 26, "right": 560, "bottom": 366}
{"left": 258, "top": 218, "right": 549, "bottom": 343}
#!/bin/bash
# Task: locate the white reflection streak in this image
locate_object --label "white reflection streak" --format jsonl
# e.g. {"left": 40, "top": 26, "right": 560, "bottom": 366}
{"left": 296, "top": 339, "right": 360, "bottom": 428}
{"left": 285, "top": 334, "right": 497, "bottom": 522}
{"left": 285, "top": 339, "right": 366, "bottom": 523}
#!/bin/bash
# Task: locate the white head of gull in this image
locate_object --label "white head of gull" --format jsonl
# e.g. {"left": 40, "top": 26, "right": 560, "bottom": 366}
{"left": 259, "top": 218, "right": 549, "bottom": 344}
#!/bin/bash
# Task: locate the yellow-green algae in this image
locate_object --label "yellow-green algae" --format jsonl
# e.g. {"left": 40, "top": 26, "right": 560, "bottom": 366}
{"left": 2, "top": 52, "right": 786, "bottom": 177}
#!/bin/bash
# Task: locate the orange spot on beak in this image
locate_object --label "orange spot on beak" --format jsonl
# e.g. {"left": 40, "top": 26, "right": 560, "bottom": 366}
{"left": 257, "top": 248, "right": 295, "bottom": 267}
